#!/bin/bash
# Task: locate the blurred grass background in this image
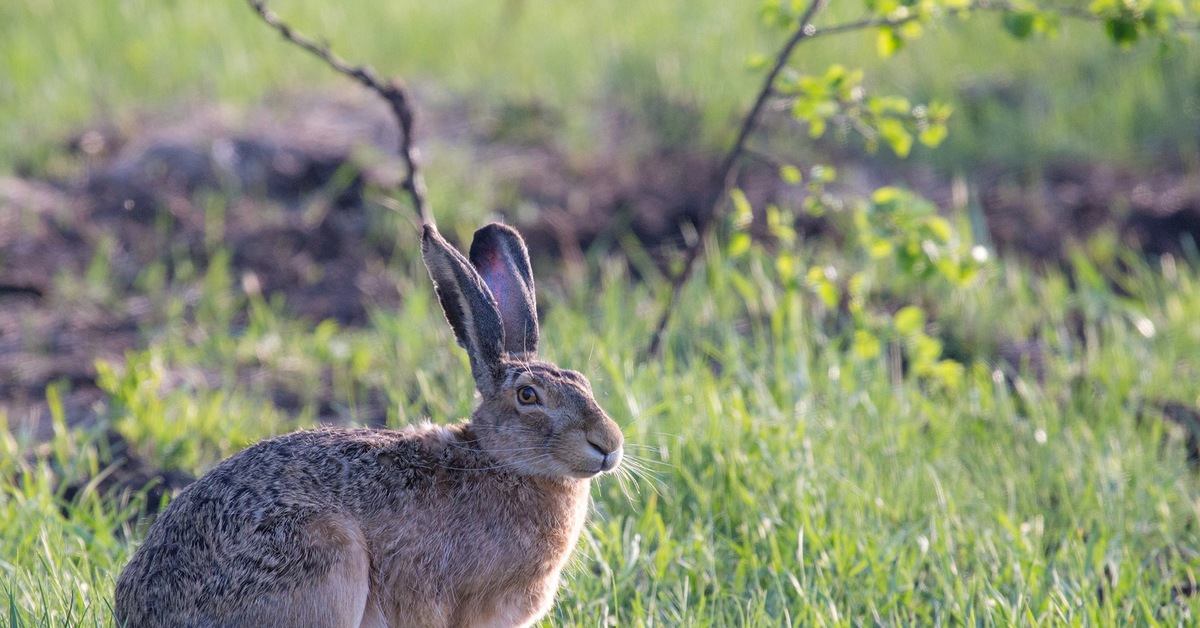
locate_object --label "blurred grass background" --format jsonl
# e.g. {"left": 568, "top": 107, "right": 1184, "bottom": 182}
{"left": 2, "top": 0, "right": 1198, "bottom": 174}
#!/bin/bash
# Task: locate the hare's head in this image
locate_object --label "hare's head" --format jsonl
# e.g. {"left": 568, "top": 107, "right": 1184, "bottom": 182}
{"left": 422, "top": 223, "right": 623, "bottom": 479}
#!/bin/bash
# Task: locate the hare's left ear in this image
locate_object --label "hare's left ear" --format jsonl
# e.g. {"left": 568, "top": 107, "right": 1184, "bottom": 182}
{"left": 469, "top": 223, "right": 539, "bottom": 357}
{"left": 422, "top": 224, "right": 506, "bottom": 394}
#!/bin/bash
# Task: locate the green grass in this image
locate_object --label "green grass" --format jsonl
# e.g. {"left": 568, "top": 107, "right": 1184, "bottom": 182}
{"left": 2, "top": 1, "right": 1197, "bottom": 173}
{"left": 4, "top": 224, "right": 1200, "bottom": 624}
{"left": 4, "top": 1, "right": 1200, "bottom": 625}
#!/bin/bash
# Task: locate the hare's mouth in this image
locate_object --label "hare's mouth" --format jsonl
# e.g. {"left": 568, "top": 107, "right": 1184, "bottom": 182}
{"left": 584, "top": 441, "right": 622, "bottom": 476}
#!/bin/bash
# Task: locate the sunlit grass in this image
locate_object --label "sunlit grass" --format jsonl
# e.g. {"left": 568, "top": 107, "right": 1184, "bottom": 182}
{"left": 4, "top": 228, "right": 1200, "bottom": 624}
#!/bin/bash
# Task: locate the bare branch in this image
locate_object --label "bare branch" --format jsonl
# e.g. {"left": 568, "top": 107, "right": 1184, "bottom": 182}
{"left": 246, "top": 0, "right": 431, "bottom": 224}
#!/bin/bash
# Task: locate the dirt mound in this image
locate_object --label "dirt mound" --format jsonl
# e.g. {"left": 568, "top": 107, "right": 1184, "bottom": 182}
{"left": 0, "top": 95, "right": 408, "bottom": 434}
{"left": 978, "top": 162, "right": 1200, "bottom": 263}
{"left": 4, "top": 90, "right": 1200, "bottom": 437}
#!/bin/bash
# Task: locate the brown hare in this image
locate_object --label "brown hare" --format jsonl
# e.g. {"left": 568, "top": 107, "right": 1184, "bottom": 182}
{"left": 114, "top": 223, "right": 624, "bottom": 627}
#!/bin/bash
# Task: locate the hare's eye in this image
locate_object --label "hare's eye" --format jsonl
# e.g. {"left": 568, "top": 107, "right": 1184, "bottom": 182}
{"left": 516, "top": 386, "right": 540, "bottom": 405}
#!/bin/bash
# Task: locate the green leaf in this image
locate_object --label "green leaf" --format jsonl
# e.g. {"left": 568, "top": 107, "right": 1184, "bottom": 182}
{"left": 918, "top": 123, "right": 947, "bottom": 147}
{"left": 1002, "top": 11, "right": 1037, "bottom": 39}
{"left": 930, "top": 359, "right": 965, "bottom": 389}
{"left": 928, "top": 100, "right": 954, "bottom": 121}
{"left": 779, "top": 164, "right": 803, "bottom": 185}
{"left": 913, "top": 333, "right": 943, "bottom": 366}
{"left": 871, "top": 186, "right": 904, "bottom": 205}
{"left": 870, "top": 95, "right": 911, "bottom": 115}
{"left": 853, "top": 330, "right": 882, "bottom": 360}
{"left": 810, "top": 164, "right": 837, "bottom": 183}
{"left": 878, "top": 118, "right": 913, "bottom": 157}
{"left": 808, "top": 116, "right": 827, "bottom": 138}
{"left": 815, "top": 282, "right": 839, "bottom": 308}
{"left": 805, "top": 267, "right": 839, "bottom": 308}
{"left": 1105, "top": 17, "right": 1140, "bottom": 47}
{"left": 893, "top": 306, "right": 926, "bottom": 336}
{"left": 730, "top": 188, "right": 753, "bottom": 226}
{"left": 925, "top": 216, "right": 953, "bottom": 243}
{"left": 728, "top": 232, "right": 752, "bottom": 257}
{"left": 876, "top": 28, "right": 903, "bottom": 58}
{"left": 775, "top": 252, "right": 796, "bottom": 279}
{"left": 867, "top": 238, "right": 894, "bottom": 259}
{"left": 899, "top": 20, "right": 923, "bottom": 41}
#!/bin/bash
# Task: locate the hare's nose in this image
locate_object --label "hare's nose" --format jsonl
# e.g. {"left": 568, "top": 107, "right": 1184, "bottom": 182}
{"left": 588, "top": 441, "right": 622, "bottom": 472}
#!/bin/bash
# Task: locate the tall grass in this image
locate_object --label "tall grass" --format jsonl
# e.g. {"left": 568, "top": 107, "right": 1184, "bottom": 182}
{"left": 4, "top": 232, "right": 1200, "bottom": 624}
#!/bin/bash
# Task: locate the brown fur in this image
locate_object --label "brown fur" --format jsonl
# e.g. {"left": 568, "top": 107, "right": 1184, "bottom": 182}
{"left": 114, "top": 224, "right": 622, "bottom": 627}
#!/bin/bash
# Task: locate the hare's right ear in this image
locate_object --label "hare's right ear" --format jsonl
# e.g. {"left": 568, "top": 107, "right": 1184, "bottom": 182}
{"left": 469, "top": 223, "right": 539, "bottom": 357}
{"left": 421, "top": 224, "right": 505, "bottom": 394}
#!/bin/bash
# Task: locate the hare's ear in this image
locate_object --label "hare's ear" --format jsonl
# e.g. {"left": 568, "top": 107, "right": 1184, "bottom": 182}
{"left": 469, "top": 223, "right": 539, "bottom": 357}
{"left": 421, "top": 224, "right": 505, "bottom": 393}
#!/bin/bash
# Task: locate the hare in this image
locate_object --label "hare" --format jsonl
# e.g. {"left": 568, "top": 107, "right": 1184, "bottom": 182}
{"left": 113, "top": 223, "right": 624, "bottom": 627}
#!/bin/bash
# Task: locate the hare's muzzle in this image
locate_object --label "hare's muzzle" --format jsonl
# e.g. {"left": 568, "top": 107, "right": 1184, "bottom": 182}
{"left": 588, "top": 440, "right": 622, "bottom": 473}
{"left": 583, "top": 415, "right": 623, "bottom": 475}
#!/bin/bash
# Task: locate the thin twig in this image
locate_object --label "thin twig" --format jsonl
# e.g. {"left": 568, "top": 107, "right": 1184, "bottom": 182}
{"left": 810, "top": 13, "right": 922, "bottom": 38}
{"left": 644, "top": 0, "right": 829, "bottom": 357}
{"left": 246, "top": 0, "right": 431, "bottom": 224}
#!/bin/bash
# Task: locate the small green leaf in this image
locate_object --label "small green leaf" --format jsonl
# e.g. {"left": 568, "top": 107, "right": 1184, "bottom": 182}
{"left": 1105, "top": 17, "right": 1139, "bottom": 47}
{"left": 926, "top": 216, "right": 953, "bottom": 243}
{"left": 1002, "top": 12, "right": 1037, "bottom": 39}
{"left": 805, "top": 267, "right": 839, "bottom": 308}
{"left": 871, "top": 186, "right": 904, "bottom": 205}
{"left": 779, "top": 164, "right": 803, "bottom": 185}
{"left": 870, "top": 95, "right": 911, "bottom": 115}
{"left": 899, "top": 20, "right": 923, "bottom": 41}
{"left": 930, "top": 359, "right": 965, "bottom": 389}
{"left": 928, "top": 100, "right": 954, "bottom": 121}
{"left": 913, "top": 333, "right": 943, "bottom": 366}
{"left": 728, "top": 232, "right": 752, "bottom": 257}
{"left": 877, "top": 118, "right": 913, "bottom": 158}
{"left": 867, "top": 238, "right": 894, "bottom": 259}
{"left": 876, "top": 28, "right": 903, "bottom": 58}
{"left": 810, "top": 164, "right": 837, "bottom": 183}
{"left": 918, "top": 123, "right": 947, "bottom": 147}
{"left": 730, "top": 188, "right": 753, "bottom": 226}
{"left": 853, "top": 330, "right": 882, "bottom": 360}
{"left": 815, "top": 282, "right": 839, "bottom": 309}
{"left": 808, "top": 116, "right": 827, "bottom": 138}
{"left": 894, "top": 306, "right": 926, "bottom": 336}
{"left": 775, "top": 252, "right": 796, "bottom": 279}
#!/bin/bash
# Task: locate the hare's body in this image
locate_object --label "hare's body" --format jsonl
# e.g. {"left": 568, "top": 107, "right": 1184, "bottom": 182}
{"left": 114, "top": 224, "right": 623, "bottom": 627}
{"left": 115, "top": 425, "right": 589, "bottom": 627}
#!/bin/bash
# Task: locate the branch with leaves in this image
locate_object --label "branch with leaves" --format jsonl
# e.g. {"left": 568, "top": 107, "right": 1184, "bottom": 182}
{"left": 246, "top": 0, "right": 430, "bottom": 225}
{"left": 642, "top": 0, "right": 1198, "bottom": 356}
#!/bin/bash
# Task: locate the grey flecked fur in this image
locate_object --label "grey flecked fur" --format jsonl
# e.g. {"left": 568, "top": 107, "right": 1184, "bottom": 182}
{"left": 113, "top": 223, "right": 624, "bottom": 627}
